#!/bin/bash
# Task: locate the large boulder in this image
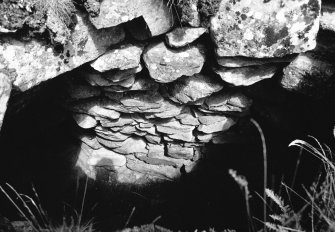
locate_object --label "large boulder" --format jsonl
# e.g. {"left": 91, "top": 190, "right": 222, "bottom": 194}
{"left": 210, "top": 0, "right": 321, "bottom": 58}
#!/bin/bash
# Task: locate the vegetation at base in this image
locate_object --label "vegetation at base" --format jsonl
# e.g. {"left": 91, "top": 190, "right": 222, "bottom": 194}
{"left": 231, "top": 129, "right": 335, "bottom": 232}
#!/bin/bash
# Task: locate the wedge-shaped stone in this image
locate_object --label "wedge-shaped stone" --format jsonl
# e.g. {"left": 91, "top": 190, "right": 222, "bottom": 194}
{"left": 95, "top": 126, "right": 130, "bottom": 142}
{"left": 168, "top": 73, "right": 223, "bottom": 104}
{"left": 91, "top": 44, "right": 143, "bottom": 72}
{"left": 143, "top": 42, "right": 205, "bottom": 83}
{"left": 210, "top": 0, "right": 321, "bottom": 58}
{"left": 166, "top": 27, "right": 207, "bottom": 48}
{"left": 175, "top": 108, "right": 199, "bottom": 126}
{"left": 214, "top": 65, "right": 278, "bottom": 86}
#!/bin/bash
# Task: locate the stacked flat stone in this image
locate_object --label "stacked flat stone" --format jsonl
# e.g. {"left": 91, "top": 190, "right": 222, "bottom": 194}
{"left": 65, "top": 38, "right": 252, "bottom": 184}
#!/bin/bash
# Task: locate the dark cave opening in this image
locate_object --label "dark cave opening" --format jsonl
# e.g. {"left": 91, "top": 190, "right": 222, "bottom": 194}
{"left": 0, "top": 72, "right": 335, "bottom": 231}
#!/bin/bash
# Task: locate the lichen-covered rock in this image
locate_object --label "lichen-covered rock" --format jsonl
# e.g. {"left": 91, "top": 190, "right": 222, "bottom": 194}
{"left": 166, "top": 27, "right": 207, "bottom": 48}
{"left": 90, "top": 44, "right": 143, "bottom": 72}
{"left": 0, "top": 12, "right": 125, "bottom": 91}
{"left": 0, "top": 73, "right": 11, "bottom": 130}
{"left": 167, "top": 74, "right": 223, "bottom": 104}
{"left": 214, "top": 65, "right": 278, "bottom": 86}
{"left": 176, "top": 0, "right": 201, "bottom": 27}
{"left": 90, "top": 0, "right": 174, "bottom": 37}
{"left": 210, "top": 0, "right": 321, "bottom": 58}
{"left": 143, "top": 42, "right": 205, "bottom": 83}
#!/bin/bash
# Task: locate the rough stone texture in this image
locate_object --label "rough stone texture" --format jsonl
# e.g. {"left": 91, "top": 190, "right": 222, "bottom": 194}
{"left": 143, "top": 42, "right": 205, "bottom": 83}
{"left": 321, "top": 4, "right": 335, "bottom": 32}
{"left": 210, "top": 0, "right": 321, "bottom": 58}
{"left": 197, "top": 115, "right": 236, "bottom": 134}
{"left": 167, "top": 74, "right": 224, "bottom": 104}
{"left": 166, "top": 144, "right": 194, "bottom": 160}
{"left": 90, "top": 0, "right": 174, "bottom": 37}
{"left": 214, "top": 65, "right": 278, "bottom": 86}
{"left": 0, "top": 73, "right": 11, "bottom": 130}
{"left": 90, "top": 44, "right": 143, "bottom": 72}
{"left": 166, "top": 27, "right": 207, "bottom": 48}
{"left": 177, "top": 0, "right": 201, "bottom": 27}
{"left": 0, "top": 12, "right": 125, "bottom": 91}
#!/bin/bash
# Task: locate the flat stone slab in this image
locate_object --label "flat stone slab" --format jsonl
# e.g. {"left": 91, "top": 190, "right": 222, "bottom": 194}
{"left": 166, "top": 27, "right": 207, "bottom": 48}
{"left": 210, "top": 0, "right": 321, "bottom": 58}
{"left": 90, "top": 44, "right": 143, "bottom": 72}
{"left": 214, "top": 65, "right": 278, "bottom": 86}
{"left": 167, "top": 73, "right": 224, "bottom": 104}
{"left": 217, "top": 55, "right": 295, "bottom": 68}
{"left": 143, "top": 42, "right": 205, "bottom": 83}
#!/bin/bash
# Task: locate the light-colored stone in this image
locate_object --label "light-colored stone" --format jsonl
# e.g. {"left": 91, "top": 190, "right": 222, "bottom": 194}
{"left": 71, "top": 99, "right": 121, "bottom": 119}
{"left": 0, "top": 73, "right": 11, "bottom": 130}
{"left": 90, "top": 0, "right": 174, "bottom": 37}
{"left": 166, "top": 144, "right": 194, "bottom": 160}
{"left": 127, "top": 155, "right": 181, "bottom": 180}
{"left": 90, "top": 44, "right": 143, "bottom": 72}
{"left": 143, "top": 42, "right": 205, "bottom": 83}
{"left": 0, "top": 12, "right": 125, "bottom": 91}
{"left": 73, "top": 113, "right": 97, "bottom": 129}
{"left": 210, "top": 0, "right": 321, "bottom": 58}
{"left": 167, "top": 73, "right": 223, "bottom": 104}
{"left": 88, "top": 147, "right": 127, "bottom": 167}
{"left": 166, "top": 27, "right": 207, "bottom": 48}
{"left": 113, "top": 137, "right": 148, "bottom": 155}
{"left": 214, "top": 65, "right": 278, "bottom": 86}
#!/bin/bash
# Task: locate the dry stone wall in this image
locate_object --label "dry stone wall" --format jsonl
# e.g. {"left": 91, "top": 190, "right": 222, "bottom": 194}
{"left": 1, "top": 0, "right": 334, "bottom": 185}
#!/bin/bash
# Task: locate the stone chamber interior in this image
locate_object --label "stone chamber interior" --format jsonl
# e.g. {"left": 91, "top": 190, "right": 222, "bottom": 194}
{"left": 0, "top": 66, "right": 335, "bottom": 231}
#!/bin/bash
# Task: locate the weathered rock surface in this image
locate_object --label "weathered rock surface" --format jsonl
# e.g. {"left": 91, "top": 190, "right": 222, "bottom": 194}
{"left": 167, "top": 74, "right": 223, "bottom": 104}
{"left": 214, "top": 65, "right": 278, "bottom": 86}
{"left": 0, "top": 12, "right": 125, "bottom": 91}
{"left": 90, "top": 0, "right": 174, "bottom": 37}
{"left": 197, "top": 115, "right": 236, "bottom": 134}
{"left": 166, "top": 144, "right": 194, "bottom": 160}
{"left": 210, "top": 0, "right": 321, "bottom": 58}
{"left": 143, "top": 42, "right": 205, "bottom": 83}
{"left": 177, "top": 0, "right": 201, "bottom": 27}
{"left": 90, "top": 44, "right": 143, "bottom": 72}
{"left": 166, "top": 27, "right": 207, "bottom": 48}
{"left": 73, "top": 113, "right": 97, "bottom": 129}
{"left": 0, "top": 74, "right": 11, "bottom": 130}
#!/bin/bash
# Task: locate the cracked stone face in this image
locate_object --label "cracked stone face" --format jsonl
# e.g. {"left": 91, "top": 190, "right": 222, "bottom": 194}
{"left": 210, "top": 0, "right": 321, "bottom": 58}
